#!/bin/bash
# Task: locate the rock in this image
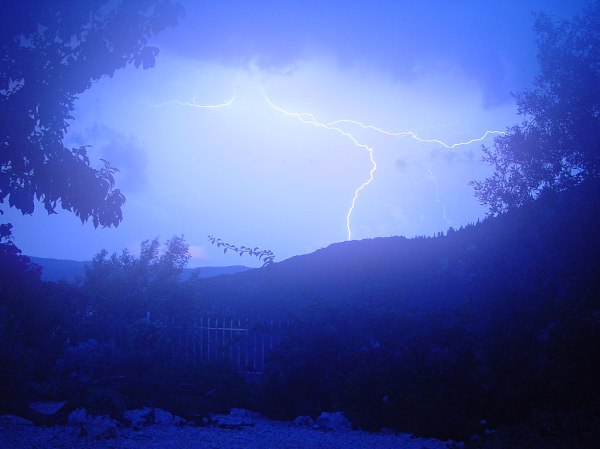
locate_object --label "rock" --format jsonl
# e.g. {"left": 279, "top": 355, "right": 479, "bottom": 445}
{"left": 29, "top": 401, "right": 66, "bottom": 415}
{"left": 153, "top": 408, "right": 187, "bottom": 426}
{"left": 124, "top": 407, "right": 155, "bottom": 429}
{"left": 82, "top": 416, "right": 117, "bottom": 439}
{"left": 124, "top": 408, "right": 187, "bottom": 428}
{"left": 315, "top": 411, "right": 352, "bottom": 431}
{"left": 210, "top": 414, "right": 245, "bottom": 428}
{"left": 0, "top": 415, "right": 34, "bottom": 426}
{"left": 67, "top": 408, "right": 88, "bottom": 426}
{"left": 229, "top": 408, "right": 262, "bottom": 420}
{"left": 67, "top": 408, "right": 119, "bottom": 439}
{"left": 210, "top": 409, "right": 260, "bottom": 429}
{"left": 89, "top": 416, "right": 117, "bottom": 440}
{"left": 294, "top": 415, "right": 314, "bottom": 427}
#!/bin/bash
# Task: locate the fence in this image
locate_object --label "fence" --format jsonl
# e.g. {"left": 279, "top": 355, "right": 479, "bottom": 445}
{"left": 150, "top": 317, "right": 284, "bottom": 373}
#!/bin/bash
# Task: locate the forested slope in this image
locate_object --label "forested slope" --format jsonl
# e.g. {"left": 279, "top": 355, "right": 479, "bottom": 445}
{"left": 196, "top": 179, "right": 600, "bottom": 320}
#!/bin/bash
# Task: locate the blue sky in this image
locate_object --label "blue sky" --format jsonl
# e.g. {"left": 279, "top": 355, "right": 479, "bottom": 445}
{"left": 7, "top": 0, "right": 588, "bottom": 267}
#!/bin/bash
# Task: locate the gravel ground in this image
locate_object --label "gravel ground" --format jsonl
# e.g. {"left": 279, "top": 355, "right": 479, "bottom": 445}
{"left": 0, "top": 414, "right": 461, "bottom": 449}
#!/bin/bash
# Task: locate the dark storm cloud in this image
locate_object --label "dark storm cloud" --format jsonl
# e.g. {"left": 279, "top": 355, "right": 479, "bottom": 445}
{"left": 161, "top": 0, "right": 587, "bottom": 107}
{"left": 70, "top": 125, "right": 148, "bottom": 193}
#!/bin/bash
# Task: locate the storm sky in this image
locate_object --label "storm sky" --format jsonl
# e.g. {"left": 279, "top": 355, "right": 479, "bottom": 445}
{"left": 7, "top": 0, "right": 588, "bottom": 267}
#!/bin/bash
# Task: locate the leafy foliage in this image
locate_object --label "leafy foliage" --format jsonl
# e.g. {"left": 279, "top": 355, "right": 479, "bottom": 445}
{"left": 82, "top": 235, "right": 194, "bottom": 340}
{"left": 472, "top": 2, "right": 600, "bottom": 215}
{"left": 208, "top": 234, "right": 275, "bottom": 267}
{"left": 0, "top": 231, "right": 254, "bottom": 422}
{"left": 0, "top": 0, "right": 184, "bottom": 227}
{"left": 0, "top": 223, "right": 41, "bottom": 296}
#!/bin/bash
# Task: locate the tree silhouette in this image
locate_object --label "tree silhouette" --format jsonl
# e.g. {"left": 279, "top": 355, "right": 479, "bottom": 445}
{"left": 83, "top": 235, "right": 191, "bottom": 340}
{"left": 0, "top": 1, "right": 184, "bottom": 230}
{"left": 472, "top": 2, "right": 600, "bottom": 215}
{"left": 0, "top": 223, "right": 41, "bottom": 297}
{"left": 208, "top": 235, "right": 275, "bottom": 267}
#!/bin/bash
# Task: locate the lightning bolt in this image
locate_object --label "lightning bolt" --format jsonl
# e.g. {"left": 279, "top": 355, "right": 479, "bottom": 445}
{"left": 327, "top": 120, "right": 504, "bottom": 149}
{"left": 261, "top": 89, "right": 504, "bottom": 240}
{"left": 148, "top": 94, "right": 236, "bottom": 109}
{"left": 150, "top": 86, "right": 503, "bottom": 242}
{"left": 426, "top": 165, "right": 453, "bottom": 228}
{"left": 261, "top": 89, "right": 376, "bottom": 241}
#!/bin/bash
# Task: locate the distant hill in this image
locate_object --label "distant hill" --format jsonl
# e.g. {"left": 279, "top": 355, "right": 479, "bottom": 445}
{"left": 192, "top": 178, "right": 600, "bottom": 320}
{"left": 29, "top": 256, "right": 251, "bottom": 282}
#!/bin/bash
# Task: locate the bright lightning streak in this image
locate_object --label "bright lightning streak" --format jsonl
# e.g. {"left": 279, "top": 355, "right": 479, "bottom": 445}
{"left": 149, "top": 94, "right": 236, "bottom": 109}
{"left": 261, "top": 88, "right": 504, "bottom": 241}
{"left": 325, "top": 120, "right": 504, "bottom": 149}
{"left": 151, "top": 86, "right": 503, "bottom": 242}
{"left": 261, "top": 89, "right": 376, "bottom": 240}
{"left": 427, "top": 165, "right": 453, "bottom": 228}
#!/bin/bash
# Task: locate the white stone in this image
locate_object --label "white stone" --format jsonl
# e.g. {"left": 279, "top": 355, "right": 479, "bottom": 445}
{"left": 124, "top": 407, "right": 155, "bottom": 428}
{"left": 315, "top": 411, "right": 352, "bottom": 431}
{"left": 294, "top": 415, "right": 314, "bottom": 427}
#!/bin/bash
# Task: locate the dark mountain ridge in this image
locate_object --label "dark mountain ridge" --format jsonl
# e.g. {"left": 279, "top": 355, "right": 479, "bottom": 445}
{"left": 194, "top": 178, "right": 600, "bottom": 321}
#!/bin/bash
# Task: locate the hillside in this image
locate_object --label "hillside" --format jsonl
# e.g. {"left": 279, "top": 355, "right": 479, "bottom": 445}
{"left": 193, "top": 179, "right": 600, "bottom": 320}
